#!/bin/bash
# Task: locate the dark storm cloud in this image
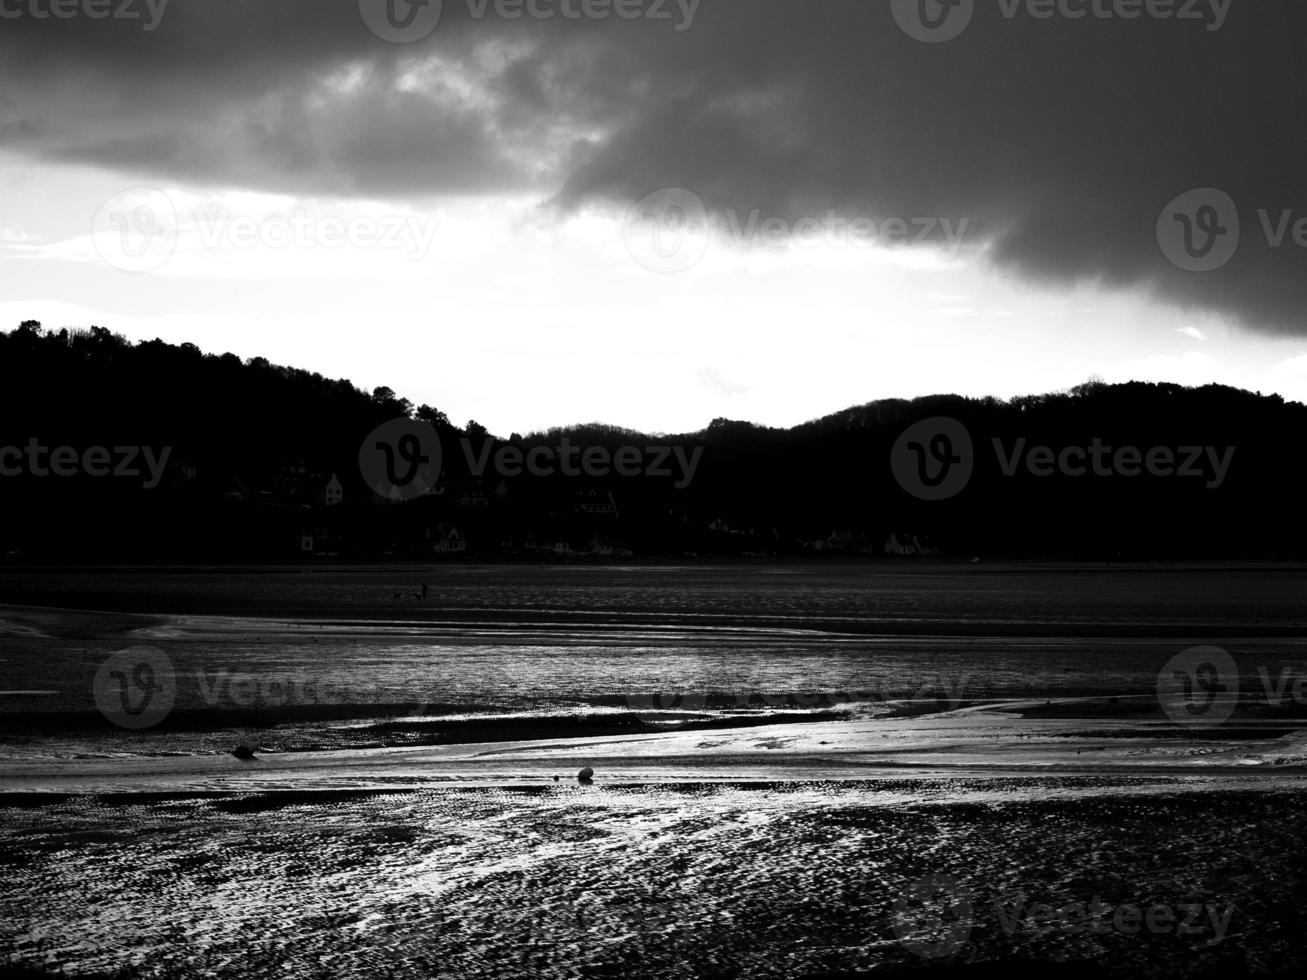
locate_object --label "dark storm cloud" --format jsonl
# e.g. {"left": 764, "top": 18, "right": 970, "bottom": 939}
{"left": 3, "top": 0, "right": 1305, "bottom": 333}
{"left": 0, "top": 0, "right": 611, "bottom": 195}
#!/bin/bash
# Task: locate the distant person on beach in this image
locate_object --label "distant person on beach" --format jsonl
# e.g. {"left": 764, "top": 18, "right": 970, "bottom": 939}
{"left": 421, "top": 583, "right": 429, "bottom": 600}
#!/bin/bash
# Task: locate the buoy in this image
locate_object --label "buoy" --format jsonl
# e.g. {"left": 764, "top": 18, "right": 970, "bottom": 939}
{"left": 578, "top": 766, "right": 595, "bottom": 783}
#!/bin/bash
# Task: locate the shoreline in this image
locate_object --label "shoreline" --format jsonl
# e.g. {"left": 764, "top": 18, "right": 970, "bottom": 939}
{"left": 3, "top": 773, "right": 1305, "bottom": 806}
{"left": 5, "top": 567, "right": 1307, "bottom": 799}
{"left": 5, "top": 704, "right": 1305, "bottom": 795}
{"left": 7, "top": 602, "right": 1307, "bottom": 641}
{"left": 7, "top": 561, "right": 1307, "bottom": 639}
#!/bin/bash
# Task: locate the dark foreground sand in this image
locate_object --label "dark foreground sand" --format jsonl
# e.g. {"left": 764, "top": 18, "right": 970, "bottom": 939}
{"left": 2, "top": 779, "right": 1306, "bottom": 979}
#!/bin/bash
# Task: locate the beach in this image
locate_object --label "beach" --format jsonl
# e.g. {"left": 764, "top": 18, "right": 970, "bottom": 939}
{"left": 2, "top": 563, "right": 1306, "bottom": 976}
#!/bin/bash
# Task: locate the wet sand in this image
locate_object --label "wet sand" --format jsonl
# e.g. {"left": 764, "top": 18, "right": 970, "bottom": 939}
{"left": 3, "top": 780, "right": 1306, "bottom": 978}
{"left": 3, "top": 566, "right": 1307, "bottom": 977}
{"left": 3, "top": 698, "right": 1307, "bottom": 794}
{"left": 3, "top": 696, "right": 1306, "bottom": 976}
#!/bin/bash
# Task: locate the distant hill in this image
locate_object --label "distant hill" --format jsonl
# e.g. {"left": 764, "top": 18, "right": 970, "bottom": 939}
{"left": 1, "top": 321, "right": 1304, "bottom": 562}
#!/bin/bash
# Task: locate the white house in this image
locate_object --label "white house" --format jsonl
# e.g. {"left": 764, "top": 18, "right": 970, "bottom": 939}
{"left": 318, "top": 474, "right": 344, "bottom": 508}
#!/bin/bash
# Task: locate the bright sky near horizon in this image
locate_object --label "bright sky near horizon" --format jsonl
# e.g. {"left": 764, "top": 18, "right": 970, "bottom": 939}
{"left": 3, "top": 1, "right": 1306, "bottom": 435}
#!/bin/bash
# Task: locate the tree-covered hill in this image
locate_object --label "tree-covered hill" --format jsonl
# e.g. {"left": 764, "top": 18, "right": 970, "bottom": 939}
{"left": 2, "top": 321, "right": 1303, "bottom": 562}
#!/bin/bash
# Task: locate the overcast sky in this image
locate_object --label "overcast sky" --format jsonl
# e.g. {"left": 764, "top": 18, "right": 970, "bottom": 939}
{"left": 3, "top": 0, "right": 1305, "bottom": 434}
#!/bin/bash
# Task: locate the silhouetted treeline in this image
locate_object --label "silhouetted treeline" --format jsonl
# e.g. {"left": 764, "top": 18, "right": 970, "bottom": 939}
{"left": 1, "top": 321, "right": 1304, "bottom": 562}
